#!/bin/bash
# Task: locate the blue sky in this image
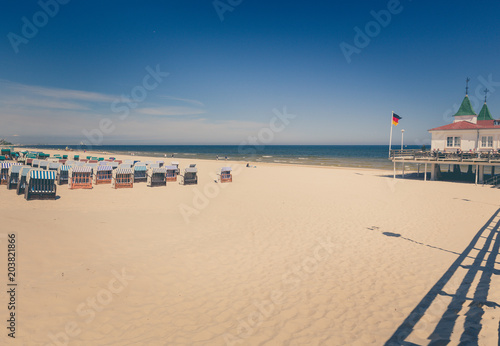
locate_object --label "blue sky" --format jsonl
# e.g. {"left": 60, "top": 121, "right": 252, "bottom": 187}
{"left": 1, "top": 0, "right": 500, "bottom": 145}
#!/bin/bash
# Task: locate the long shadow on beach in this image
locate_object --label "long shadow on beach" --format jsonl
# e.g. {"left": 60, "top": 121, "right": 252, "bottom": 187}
{"left": 385, "top": 208, "right": 500, "bottom": 345}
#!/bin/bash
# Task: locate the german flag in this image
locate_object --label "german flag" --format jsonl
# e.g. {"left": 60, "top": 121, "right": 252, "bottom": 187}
{"left": 392, "top": 113, "right": 402, "bottom": 126}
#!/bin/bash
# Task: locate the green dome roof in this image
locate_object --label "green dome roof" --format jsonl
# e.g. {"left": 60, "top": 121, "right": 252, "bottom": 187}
{"left": 477, "top": 102, "right": 494, "bottom": 121}
{"left": 454, "top": 95, "right": 477, "bottom": 116}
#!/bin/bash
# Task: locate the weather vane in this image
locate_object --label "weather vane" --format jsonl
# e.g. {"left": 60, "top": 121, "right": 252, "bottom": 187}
{"left": 465, "top": 77, "right": 470, "bottom": 95}
{"left": 484, "top": 88, "right": 489, "bottom": 103}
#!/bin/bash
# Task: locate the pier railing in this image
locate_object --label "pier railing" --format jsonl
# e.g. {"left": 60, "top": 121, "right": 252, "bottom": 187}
{"left": 390, "top": 149, "right": 500, "bottom": 163}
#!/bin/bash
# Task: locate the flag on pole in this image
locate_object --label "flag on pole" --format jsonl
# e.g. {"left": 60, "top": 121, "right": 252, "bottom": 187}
{"left": 392, "top": 113, "right": 402, "bottom": 126}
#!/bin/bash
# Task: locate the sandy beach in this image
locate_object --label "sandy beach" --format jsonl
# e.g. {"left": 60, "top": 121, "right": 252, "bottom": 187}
{"left": 1, "top": 148, "right": 499, "bottom": 345}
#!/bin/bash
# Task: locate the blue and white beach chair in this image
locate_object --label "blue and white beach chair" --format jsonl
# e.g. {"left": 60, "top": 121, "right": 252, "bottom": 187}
{"left": 57, "top": 165, "right": 70, "bottom": 185}
{"left": 24, "top": 169, "right": 57, "bottom": 200}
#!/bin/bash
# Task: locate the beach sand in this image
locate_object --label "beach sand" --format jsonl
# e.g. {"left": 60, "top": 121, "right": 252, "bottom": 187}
{"left": 1, "top": 148, "right": 499, "bottom": 345}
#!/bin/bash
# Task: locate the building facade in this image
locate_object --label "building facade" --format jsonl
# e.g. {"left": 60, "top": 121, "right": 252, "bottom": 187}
{"left": 429, "top": 94, "right": 500, "bottom": 152}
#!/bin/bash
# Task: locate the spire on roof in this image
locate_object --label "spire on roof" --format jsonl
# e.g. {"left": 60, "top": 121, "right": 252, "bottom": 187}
{"left": 484, "top": 88, "right": 489, "bottom": 103}
{"left": 478, "top": 102, "right": 494, "bottom": 121}
{"left": 454, "top": 95, "right": 477, "bottom": 116}
{"left": 465, "top": 77, "right": 470, "bottom": 95}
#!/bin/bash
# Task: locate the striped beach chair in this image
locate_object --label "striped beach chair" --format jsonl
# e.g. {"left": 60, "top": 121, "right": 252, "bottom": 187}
{"left": 133, "top": 164, "right": 148, "bottom": 183}
{"left": 1, "top": 162, "right": 13, "bottom": 185}
{"left": 93, "top": 165, "right": 113, "bottom": 185}
{"left": 181, "top": 167, "right": 198, "bottom": 185}
{"left": 24, "top": 169, "right": 57, "bottom": 200}
{"left": 147, "top": 167, "right": 167, "bottom": 187}
{"left": 219, "top": 167, "right": 233, "bottom": 183}
{"left": 57, "top": 165, "right": 71, "bottom": 185}
{"left": 69, "top": 166, "right": 93, "bottom": 189}
{"left": 165, "top": 165, "right": 178, "bottom": 182}
{"left": 112, "top": 168, "right": 133, "bottom": 189}
{"left": 16, "top": 167, "right": 32, "bottom": 195}
{"left": 7, "top": 165, "right": 25, "bottom": 190}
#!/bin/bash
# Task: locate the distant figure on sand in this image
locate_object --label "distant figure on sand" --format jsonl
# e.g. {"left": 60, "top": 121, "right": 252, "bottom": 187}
{"left": 217, "top": 155, "right": 219, "bottom": 160}
{"left": 225, "top": 156, "right": 227, "bottom": 160}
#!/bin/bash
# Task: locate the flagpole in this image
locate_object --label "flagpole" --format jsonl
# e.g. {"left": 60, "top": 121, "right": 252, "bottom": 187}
{"left": 389, "top": 111, "right": 394, "bottom": 158}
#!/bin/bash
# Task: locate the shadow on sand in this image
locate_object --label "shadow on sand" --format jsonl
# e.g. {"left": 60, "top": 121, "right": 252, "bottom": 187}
{"left": 384, "top": 208, "right": 500, "bottom": 345}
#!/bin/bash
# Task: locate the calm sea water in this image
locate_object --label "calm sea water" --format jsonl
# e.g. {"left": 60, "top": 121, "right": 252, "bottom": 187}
{"left": 24, "top": 145, "right": 423, "bottom": 170}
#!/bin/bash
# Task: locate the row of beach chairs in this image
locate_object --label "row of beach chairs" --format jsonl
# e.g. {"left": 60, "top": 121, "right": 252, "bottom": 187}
{"left": 3, "top": 155, "right": 233, "bottom": 200}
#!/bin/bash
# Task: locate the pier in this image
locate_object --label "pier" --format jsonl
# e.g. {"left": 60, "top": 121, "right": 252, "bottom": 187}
{"left": 390, "top": 149, "right": 500, "bottom": 185}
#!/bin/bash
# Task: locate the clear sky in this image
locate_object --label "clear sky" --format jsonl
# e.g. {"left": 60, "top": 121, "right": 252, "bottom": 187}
{"left": 1, "top": 0, "right": 500, "bottom": 146}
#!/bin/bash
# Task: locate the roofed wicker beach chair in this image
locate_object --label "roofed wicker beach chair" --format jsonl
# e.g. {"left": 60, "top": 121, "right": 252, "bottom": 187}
{"left": 1, "top": 162, "right": 11, "bottom": 185}
{"left": 109, "top": 162, "right": 119, "bottom": 170}
{"left": 7, "top": 164, "right": 25, "bottom": 190}
{"left": 219, "top": 167, "right": 233, "bottom": 183}
{"left": 39, "top": 161, "right": 49, "bottom": 170}
{"left": 32, "top": 159, "right": 40, "bottom": 168}
{"left": 165, "top": 165, "right": 178, "bottom": 182}
{"left": 93, "top": 165, "right": 113, "bottom": 185}
{"left": 1, "top": 162, "right": 18, "bottom": 185}
{"left": 112, "top": 167, "right": 133, "bottom": 189}
{"left": 156, "top": 160, "right": 164, "bottom": 167}
{"left": 57, "top": 165, "right": 70, "bottom": 185}
{"left": 133, "top": 164, "right": 148, "bottom": 183}
{"left": 48, "top": 162, "right": 62, "bottom": 171}
{"left": 171, "top": 161, "right": 180, "bottom": 175}
{"left": 16, "top": 167, "right": 32, "bottom": 195}
{"left": 24, "top": 169, "right": 57, "bottom": 201}
{"left": 147, "top": 167, "right": 167, "bottom": 187}
{"left": 181, "top": 167, "right": 198, "bottom": 185}
{"left": 73, "top": 155, "right": 79, "bottom": 161}
{"left": 69, "top": 166, "right": 93, "bottom": 189}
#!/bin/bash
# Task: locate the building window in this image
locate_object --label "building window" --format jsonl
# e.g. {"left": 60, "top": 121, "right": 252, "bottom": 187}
{"left": 481, "top": 136, "right": 493, "bottom": 148}
{"left": 447, "top": 137, "right": 453, "bottom": 147}
{"left": 454, "top": 137, "right": 461, "bottom": 147}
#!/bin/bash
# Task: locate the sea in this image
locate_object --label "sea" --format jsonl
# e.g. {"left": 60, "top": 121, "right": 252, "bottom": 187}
{"left": 23, "top": 145, "right": 423, "bottom": 170}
